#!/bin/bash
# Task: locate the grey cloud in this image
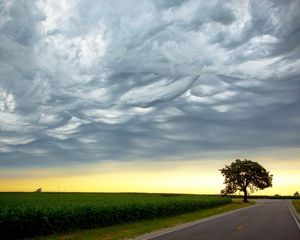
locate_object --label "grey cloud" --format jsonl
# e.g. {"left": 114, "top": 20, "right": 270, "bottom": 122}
{"left": 155, "top": 0, "right": 186, "bottom": 9}
{"left": 249, "top": 0, "right": 300, "bottom": 57}
{"left": 0, "top": 0, "right": 300, "bottom": 167}
{"left": 209, "top": 2, "right": 236, "bottom": 25}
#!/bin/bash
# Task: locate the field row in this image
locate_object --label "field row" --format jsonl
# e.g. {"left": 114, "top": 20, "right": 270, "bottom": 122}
{"left": 0, "top": 193, "right": 231, "bottom": 239}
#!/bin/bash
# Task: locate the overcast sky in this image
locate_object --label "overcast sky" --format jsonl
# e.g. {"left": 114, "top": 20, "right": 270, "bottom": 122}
{"left": 0, "top": 0, "right": 300, "bottom": 170}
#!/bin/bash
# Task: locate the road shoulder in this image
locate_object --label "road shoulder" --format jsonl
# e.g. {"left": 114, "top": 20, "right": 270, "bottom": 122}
{"left": 289, "top": 200, "right": 300, "bottom": 230}
{"left": 129, "top": 202, "right": 257, "bottom": 240}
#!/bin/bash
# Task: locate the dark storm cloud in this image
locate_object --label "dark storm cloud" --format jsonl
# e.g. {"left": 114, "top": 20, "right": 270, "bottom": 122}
{"left": 0, "top": 0, "right": 300, "bottom": 167}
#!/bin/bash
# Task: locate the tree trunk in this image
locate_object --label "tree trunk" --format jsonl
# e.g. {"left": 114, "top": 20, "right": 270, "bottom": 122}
{"left": 243, "top": 189, "right": 248, "bottom": 203}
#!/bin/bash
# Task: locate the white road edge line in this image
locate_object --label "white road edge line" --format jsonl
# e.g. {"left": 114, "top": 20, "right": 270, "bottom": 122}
{"left": 288, "top": 206, "right": 300, "bottom": 232}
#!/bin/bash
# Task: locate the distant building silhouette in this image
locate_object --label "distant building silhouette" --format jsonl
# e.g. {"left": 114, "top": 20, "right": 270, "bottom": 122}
{"left": 35, "top": 188, "right": 42, "bottom": 193}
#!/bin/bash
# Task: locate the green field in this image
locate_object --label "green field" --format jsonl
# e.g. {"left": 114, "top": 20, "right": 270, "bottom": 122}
{"left": 0, "top": 193, "right": 231, "bottom": 239}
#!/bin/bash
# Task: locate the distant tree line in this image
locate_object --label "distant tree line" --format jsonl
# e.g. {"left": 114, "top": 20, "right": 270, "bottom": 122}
{"left": 225, "top": 194, "right": 300, "bottom": 200}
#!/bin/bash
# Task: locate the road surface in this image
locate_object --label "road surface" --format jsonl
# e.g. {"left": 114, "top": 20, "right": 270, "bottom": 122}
{"left": 142, "top": 200, "right": 300, "bottom": 240}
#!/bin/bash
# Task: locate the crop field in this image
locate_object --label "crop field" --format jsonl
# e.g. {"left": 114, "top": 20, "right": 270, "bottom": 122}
{"left": 0, "top": 192, "right": 231, "bottom": 239}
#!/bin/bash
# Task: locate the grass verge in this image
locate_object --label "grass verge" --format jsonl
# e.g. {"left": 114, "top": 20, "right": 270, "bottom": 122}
{"left": 293, "top": 200, "right": 300, "bottom": 214}
{"left": 38, "top": 200, "right": 253, "bottom": 240}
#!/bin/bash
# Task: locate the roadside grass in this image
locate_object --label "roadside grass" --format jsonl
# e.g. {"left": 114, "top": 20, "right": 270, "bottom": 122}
{"left": 293, "top": 200, "right": 300, "bottom": 213}
{"left": 38, "top": 200, "right": 253, "bottom": 240}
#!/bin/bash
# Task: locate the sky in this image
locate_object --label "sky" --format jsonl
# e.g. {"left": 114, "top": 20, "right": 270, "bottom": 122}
{"left": 0, "top": 0, "right": 300, "bottom": 195}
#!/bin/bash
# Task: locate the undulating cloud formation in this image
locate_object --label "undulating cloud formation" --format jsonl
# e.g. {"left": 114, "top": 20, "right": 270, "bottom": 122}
{"left": 0, "top": 0, "right": 300, "bottom": 168}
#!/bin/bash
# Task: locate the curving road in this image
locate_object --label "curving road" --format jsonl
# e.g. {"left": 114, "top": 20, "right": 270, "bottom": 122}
{"left": 137, "top": 200, "right": 300, "bottom": 240}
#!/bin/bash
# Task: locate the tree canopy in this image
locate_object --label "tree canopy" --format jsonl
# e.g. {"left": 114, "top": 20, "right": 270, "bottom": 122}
{"left": 220, "top": 159, "right": 273, "bottom": 202}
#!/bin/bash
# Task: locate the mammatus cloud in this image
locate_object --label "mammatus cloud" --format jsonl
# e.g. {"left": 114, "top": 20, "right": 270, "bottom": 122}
{"left": 0, "top": 0, "right": 300, "bottom": 167}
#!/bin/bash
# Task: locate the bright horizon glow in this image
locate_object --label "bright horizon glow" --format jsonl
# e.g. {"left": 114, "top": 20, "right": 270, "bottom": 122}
{"left": 1, "top": 149, "right": 299, "bottom": 196}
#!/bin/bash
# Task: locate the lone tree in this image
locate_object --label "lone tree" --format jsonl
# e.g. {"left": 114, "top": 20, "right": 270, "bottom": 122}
{"left": 220, "top": 159, "right": 273, "bottom": 202}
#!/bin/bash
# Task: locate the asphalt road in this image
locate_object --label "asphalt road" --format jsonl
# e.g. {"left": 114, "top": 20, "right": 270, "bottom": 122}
{"left": 146, "top": 200, "right": 300, "bottom": 240}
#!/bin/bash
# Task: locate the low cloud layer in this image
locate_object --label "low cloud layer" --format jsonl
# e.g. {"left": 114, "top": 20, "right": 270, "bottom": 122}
{"left": 0, "top": 0, "right": 300, "bottom": 167}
